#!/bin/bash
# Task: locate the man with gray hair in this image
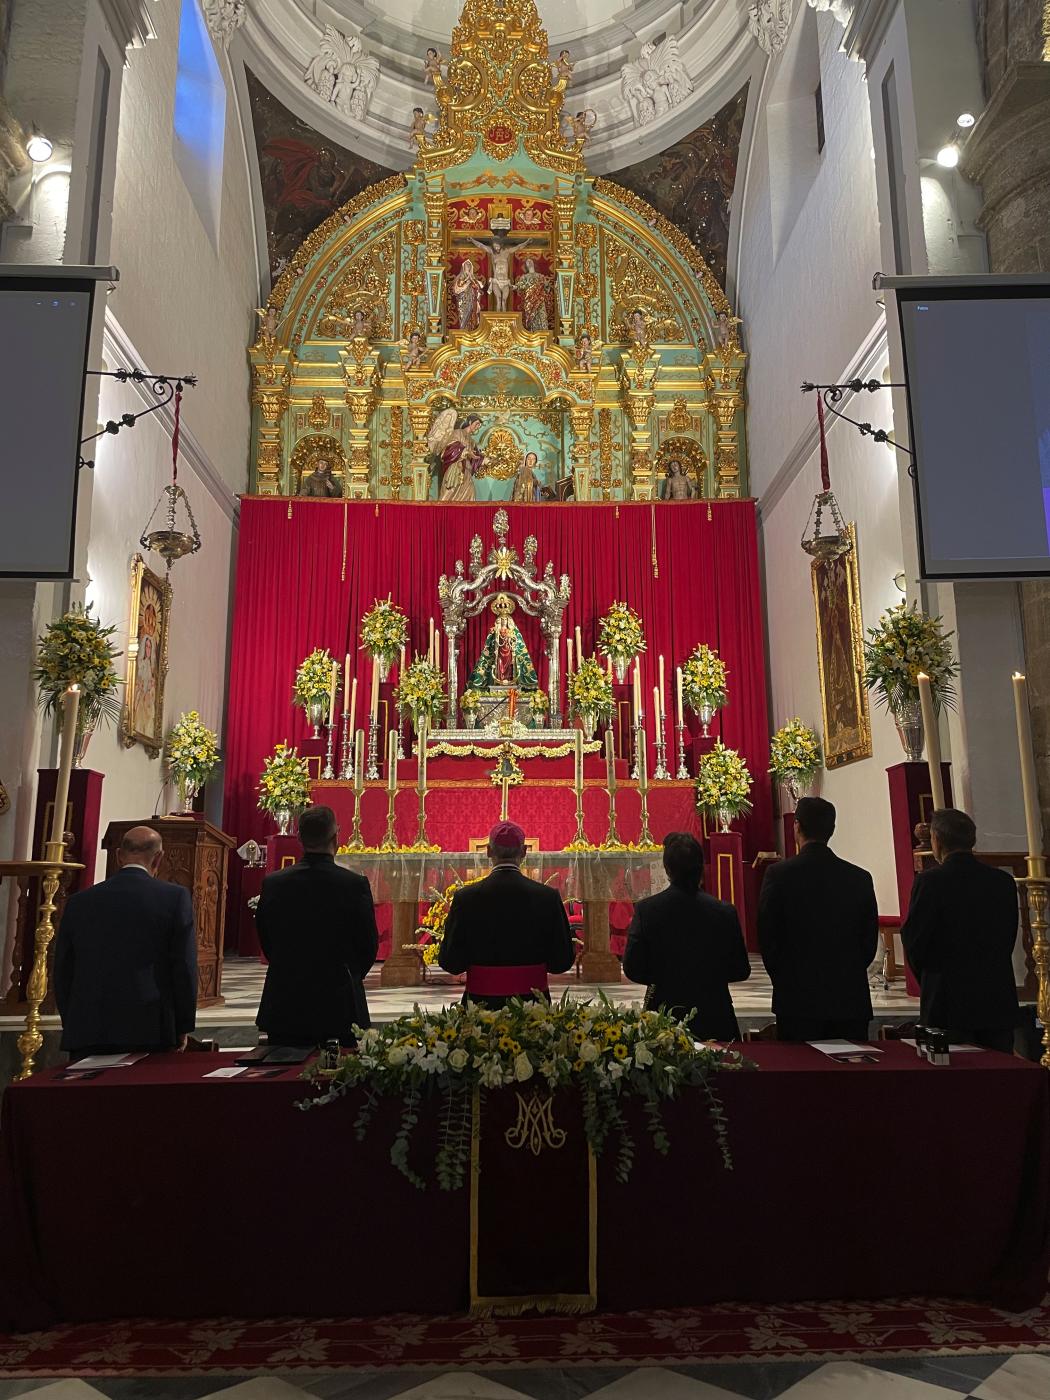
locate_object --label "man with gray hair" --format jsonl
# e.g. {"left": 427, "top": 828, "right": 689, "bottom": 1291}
{"left": 902, "top": 808, "right": 1020, "bottom": 1053}
{"left": 439, "top": 820, "right": 575, "bottom": 1007}
{"left": 54, "top": 825, "right": 197, "bottom": 1058}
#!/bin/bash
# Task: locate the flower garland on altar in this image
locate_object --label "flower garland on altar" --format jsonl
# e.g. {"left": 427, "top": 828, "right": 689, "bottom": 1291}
{"left": 360, "top": 598, "right": 408, "bottom": 666}
{"left": 695, "top": 740, "right": 753, "bottom": 824}
{"left": 395, "top": 658, "right": 446, "bottom": 731}
{"left": 768, "top": 718, "right": 821, "bottom": 799}
{"left": 681, "top": 644, "right": 728, "bottom": 713}
{"left": 424, "top": 740, "right": 603, "bottom": 760}
{"left": 293, "top": 648, "right": 334, "bottom": 711}
{"left": 597, "top": 602, "right": 646, "bottom": 669}
{"left": 568, "top": 656, "right": 614, "bottom": 721}
{"left": 34, "top": 604, "right": 122, "bottom": 733}
{"left": 300, "top": 992, "right": 752, "bottom": 1191}
{"left": 258, "top": 742, "right": 312, "bottom": 816}
{"left": 166, "top": 711, "right": 220, "bottom": 789}
{"left": 863, "top": 601, "right": 957, "bottom": 713}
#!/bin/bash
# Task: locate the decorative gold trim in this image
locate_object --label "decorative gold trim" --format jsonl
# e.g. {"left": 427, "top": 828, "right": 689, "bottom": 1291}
{"left": 120, "top": 553, "right": 171, "bottom": 760}
{"left": 811, "top": 522, "right": 872, "bottom": 770}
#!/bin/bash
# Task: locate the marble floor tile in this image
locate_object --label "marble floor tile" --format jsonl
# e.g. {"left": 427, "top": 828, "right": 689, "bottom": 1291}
{"left": 199, "top": 1383, "right": 321, "bottom": 1400}
{"left": 0, "top": 1386, "right": 107, "bottom": 1400}
{"left": 353, "top": 1374, "right": 531, "bottom": 1399}
{"left": 587, "top": 1367, "right": 747, "bottom": 1398}
{"left": 970, "top": 1354, "right": 1050, "bottom": 1400}
{"left": 777, "top": 1363, "right": 959, "bottom": 1398}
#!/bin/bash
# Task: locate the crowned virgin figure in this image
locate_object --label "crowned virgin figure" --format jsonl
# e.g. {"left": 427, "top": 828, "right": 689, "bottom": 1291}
{"left": 467, "top": 595, "right": 540, "bottom": 691}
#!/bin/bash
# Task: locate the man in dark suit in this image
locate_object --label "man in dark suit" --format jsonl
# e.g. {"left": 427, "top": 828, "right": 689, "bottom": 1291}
{"left": 256, "top": 805, "right": 378, "bottom": 1046}
{"left": 624, "top": 832, "right": 750, "bottom": 1040}
{"left": 54, "top": 825, "right": 197, "bottom": 1057}
{"left": 901, "top": 808, "right": 1019, "bottom": 1053}
{"left": 439, "top": 820, "right": 575, "bottom": 1006}
{"left": 758, "top": 796, "right": 879, "bottom": 1042}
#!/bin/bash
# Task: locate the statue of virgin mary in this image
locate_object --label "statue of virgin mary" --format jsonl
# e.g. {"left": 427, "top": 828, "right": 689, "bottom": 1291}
{"left": 467, "top": 595, "right": 539, "bottom": 691}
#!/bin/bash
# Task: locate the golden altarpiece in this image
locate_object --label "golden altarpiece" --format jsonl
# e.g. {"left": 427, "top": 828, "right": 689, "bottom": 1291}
{"left": 247, "top": 0, "right": 748, "bottom": 504}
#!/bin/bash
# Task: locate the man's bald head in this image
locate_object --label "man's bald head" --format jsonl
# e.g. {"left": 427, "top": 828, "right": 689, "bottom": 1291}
{"left": 119, "top": 826, "right": 163, "bottom": 874}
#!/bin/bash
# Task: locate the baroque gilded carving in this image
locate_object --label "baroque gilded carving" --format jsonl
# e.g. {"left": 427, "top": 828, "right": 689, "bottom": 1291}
{"left": 748, "top": 1, "right": 793, "bottom": 56}
{"left": 316, "top": 228, "right": 397, "bottom": 340}
{"left": 605, "top": 236, "right": 684, "bottom": 343}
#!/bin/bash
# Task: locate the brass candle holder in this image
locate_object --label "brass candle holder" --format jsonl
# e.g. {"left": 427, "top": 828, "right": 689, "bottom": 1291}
{"left": 1024, "top": 855, "right": 1050, "bottom": 1069}
{"left": 380, "top": 786, "right": 399, "bottom": 852}
{"left": 347, "top": 783, "right": 365, "bottom": 851}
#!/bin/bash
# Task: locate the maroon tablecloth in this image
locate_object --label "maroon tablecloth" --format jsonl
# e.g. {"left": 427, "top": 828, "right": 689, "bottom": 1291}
{"left": 1, "top": 1042, "right": 1047, "bottom": 1330}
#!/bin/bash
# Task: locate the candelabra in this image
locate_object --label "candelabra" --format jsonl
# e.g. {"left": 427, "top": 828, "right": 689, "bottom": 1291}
{"left": 409, "top": 786, "right": 439, "bottom": 852}
{"left": 380, "top": 787, "right": 398, "bottom": 852}
{"left": 1025, "top": 856, "right": 1050, "bottom": 1069}
{"left": 366, "top": 719, "right": 380, "bottom": 780}
{"left": 675, "top": 721, "right": 689, "bottom": 780}
{"left": 397, "top": 712, "right": 406, "bottom": 761}
{"left": 347, "top": 783, "right": 365, "bottom": 850}
{"left": 637, "top": 773, "right": 656, "bottom": 850}
{"left": 631, "top": 708, "right": 644, "bottom": 780}
{"left": 339, "top": 712, "right": 353, "bottom": 779}
{"left": 604, "top": 783, "right": 622, "bottom": 848}
{"left": 322, "top": 721, "right": 336, "bottom": 780}
{"left": 654, "top": 711, "right": 670, "bottom": 781}
{"left": 570, "top": 779, "right": 586, "bottom": 848}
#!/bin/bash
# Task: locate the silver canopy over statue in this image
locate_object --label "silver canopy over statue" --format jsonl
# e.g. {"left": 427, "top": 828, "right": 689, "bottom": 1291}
{"left": 467, "top": 595, "right": 539, "bottom": 691}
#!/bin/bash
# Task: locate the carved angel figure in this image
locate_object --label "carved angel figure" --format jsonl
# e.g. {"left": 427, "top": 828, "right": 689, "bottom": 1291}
{"left": 423, "top": 47, "right": 445, "bottom": 86}
{"left": 621, "top": 36, "right": 693, "bottom": 129}
{"left": 255, "top": 305, "right": 280, "bottom": 339}
{"left": 552, "top": 49, "right": 574, "bottom": 86}
{"left": 747, "top": 0, "right": 793, "bottom": 56}
{"left": 563, "top": 110, "right": 597, "bottom": 144}
{"left": 305, "top": 26, "right": 380, "bottom": 122}
{"left": 427, "top": 409, "right": 485, "bottom": 503}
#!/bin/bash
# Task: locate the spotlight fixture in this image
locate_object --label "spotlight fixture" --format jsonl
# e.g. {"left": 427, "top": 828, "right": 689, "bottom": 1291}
{"left": 25, "top": 126, "right": 52, "bottom": 162}
{"left": 936, "top": 143, "right": 960, "bottom": 168}
{"left": 956, "top": 112, "right": 976, "bottom": 129}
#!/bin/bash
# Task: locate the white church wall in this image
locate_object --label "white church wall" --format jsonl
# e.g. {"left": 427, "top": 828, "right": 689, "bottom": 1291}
{"left": 108, "top": 0, "right": 258, "bottom": 492}
{"left": 737, "top": 7, "right": 908, "bottom": 908}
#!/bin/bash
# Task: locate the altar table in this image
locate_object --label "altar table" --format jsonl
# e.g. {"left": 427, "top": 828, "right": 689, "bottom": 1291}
{"left": 1, "top": 1042, "right": 1046, "bottom": 1331}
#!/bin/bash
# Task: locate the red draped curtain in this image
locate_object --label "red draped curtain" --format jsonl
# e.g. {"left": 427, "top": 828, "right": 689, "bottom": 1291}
{"left": 222, "top": 499, "right": 773, "bottom": 857}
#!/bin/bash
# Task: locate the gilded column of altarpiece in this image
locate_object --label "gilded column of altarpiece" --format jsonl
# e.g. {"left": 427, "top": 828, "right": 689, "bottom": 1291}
{"left": 247, "top": 0, "right": 748, "bottom": 505}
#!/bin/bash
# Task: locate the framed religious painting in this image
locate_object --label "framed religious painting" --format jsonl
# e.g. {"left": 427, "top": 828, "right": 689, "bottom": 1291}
{"left": 120, "top": 553, "right": 171, "bottom": 759}
{"left": 811, "top": 523, "right": 872, "bottom": 769}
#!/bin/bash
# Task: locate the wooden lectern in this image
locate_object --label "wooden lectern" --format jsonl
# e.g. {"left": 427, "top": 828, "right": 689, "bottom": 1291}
{"left": 102, "top": 817, "right": 235, "bottom": 1008}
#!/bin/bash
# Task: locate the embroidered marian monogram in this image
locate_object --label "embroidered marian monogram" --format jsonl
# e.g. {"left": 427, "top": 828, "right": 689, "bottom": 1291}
{"left": 504, "top": 1092, "right": 567, "bottom": 1156}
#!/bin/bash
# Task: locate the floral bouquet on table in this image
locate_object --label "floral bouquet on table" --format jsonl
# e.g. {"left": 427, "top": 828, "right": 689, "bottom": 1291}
{"left": 681, "top": 644, "right": 728, "bottom": 735}
{"left": 166, "top": 711, "right": 220, "bottom": 814}
{"left": 568, "top": 656, "right": 613, "bottom": 739}
{"left": 258, "top": 742, "right": 312, "bottom": 835}
{"left": 33, "top": 605, "right": 122, "bottom": 759}
{"left": 696, "top": 740, "right": 753, "bottom": 833}
{"left": 769, "top": 718, "right": 822, "bottom": 805}
{"left": 528, "top": 689, "right": 549, "bottom": 726}
{"left": 597, "top": 601, "right": 646, "bottom": 683}
{"left": 395, "top": 658, "right": 446, "bottom": 734}
{"left": 293, "top": 648, "right": 334, "bottom": 735}
{"left": 459, "top": 688, "right": 481, "bottom": 726}
{"left": 300, "top": 990, "right": 753, "bottom": 1191}
{"left": 360, "top": 599, "right": 408, "bottom": 682}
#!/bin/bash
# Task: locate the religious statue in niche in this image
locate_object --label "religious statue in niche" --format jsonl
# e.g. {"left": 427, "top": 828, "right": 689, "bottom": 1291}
{"left": 513, "top": 451, "right": 542, "bottom": 502}
{"left": 466, "top": 232, "right": 535, "bottom": 313}
{"left": 660, "top": 459, "right": 696, "bottom": 501}
{"left": 452, "top": 257, "right": 486, "bottom": 331}
{"left": 301, "top": 456, "right": 342, "bottom": 497}
{"left": 428, "top": 410, "right": 485, "bottom": 502}
{"left": 468, "top": 595, "right": 540, "bottom": 691}
{"left": 513, "top": 258, "right": 552, "bottom": 331}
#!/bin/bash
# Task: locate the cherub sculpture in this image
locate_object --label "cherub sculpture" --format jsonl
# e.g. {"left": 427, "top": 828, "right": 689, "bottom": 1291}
{"left": 423, "top": 47, "right": 444, "bottom": 86}
{"left": 552, "top": 49, "right": 574, "bottom": 86}
{"left": 305, "top": 27, "right": 380, "bottom": 121}
{"left": 564, "top": 109, "right": 597, "bottom": 145}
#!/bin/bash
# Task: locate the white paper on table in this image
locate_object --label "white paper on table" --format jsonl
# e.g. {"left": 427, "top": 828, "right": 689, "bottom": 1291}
{"left": 899, "top": 1039, "right": 986, "bottom": 1052}
{"left": 203, "top": 1066, "right": 248, "bottom": 1079}
{"left": 70, "top": 1053, "right": 148, "bottom": 1068}
{"left": 807, "top": 1040, "right": 883, "bottom": 1056}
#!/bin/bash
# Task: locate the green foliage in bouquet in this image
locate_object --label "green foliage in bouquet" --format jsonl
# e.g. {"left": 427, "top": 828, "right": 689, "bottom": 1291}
{"left": 768, "top": 718, "right": 822, "bottom": 792}
{"left": 695, "top": 740, "right": 753, "bottom": 820}
{"left": 33, "top": 605, "right": 122, "bottom": 731}
{"left": 568, "top": 656, "right": 614, "bottom": 720}
{"left": 166, "top": 711, "right": 220, "bottom": 786}
{"left": 681, "top": 644, "right": 728, "bottom": 712}
{"left": 863, "top": 601, "right": 957, "bottom": 713}
{"left": 293, "top": 648, "right": 334, "bottom": 710}
{"left": 597, "top": 601, "right": 646, "bottom": 663}
{"left": 258, "top": 742, "right": 311, "bottom": 815}
{"left": 360, "top": 599, "right": 408, "bottom": 663}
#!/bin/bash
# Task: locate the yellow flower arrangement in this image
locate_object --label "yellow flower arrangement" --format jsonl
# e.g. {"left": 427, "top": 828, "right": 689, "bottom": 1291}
{"left": 360, "top": 598, "right": 408, "bottom": 664}
{"left": 768, "top": 718, "right": 822, "bottom": 799}
{"left": 597, "top": 602, "right": 646, "bottom": 665}
{"left": 258, "top": 742, "right": 312, "bottom": 816}
{"left": 293, "top": 648, "right": 334, "bottom": 711}
{"left": 395, "top": 658, "right": 446, "bottom": 731}
{"left": 166, "top": 711, "right": 220, "bottom": 787}
{"left": 33, "top": 605, "right": 122, "bottom": 732}
{"left": 681, "top": 643, "right": 728, "bottom": 713}
{"left": 459, "top": 688, "right": 481, "bottom": 714}
{"left": 863, "top": 601, "right": 957, "bottom": 713}
{"left": 695, "top": 740, "right": 753, "bottom": 824}
{"left": 568, "top": 655, "right": 614, "bottom": 721}
{"left": 301, "top": 990, "right": 753, "bottom": 1190}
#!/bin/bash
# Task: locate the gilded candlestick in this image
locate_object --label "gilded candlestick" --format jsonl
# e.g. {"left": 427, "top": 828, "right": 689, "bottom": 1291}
{"left": 1025, "top": 855, "right": 1050, "bottom": 1069}
{"left": 637, "top": 740, "right": 656, "bottom": 850}
{"left": 604, "top": 729, "right": 622, "bottom": 847}
{"left": 381, "top": 730, "right": 399, "bottom": 851}
{"left": 348, "top": 729, "right": 365, "bottom": 850}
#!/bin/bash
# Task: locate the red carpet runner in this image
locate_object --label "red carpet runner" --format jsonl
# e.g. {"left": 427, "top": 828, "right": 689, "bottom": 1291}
{"left": 3, "top": 1295, "right": 1050, "bottom": 1375}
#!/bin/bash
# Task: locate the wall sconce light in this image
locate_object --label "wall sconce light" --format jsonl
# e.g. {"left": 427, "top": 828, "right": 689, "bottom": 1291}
{"left": 25, "top": 126, "right": 53, "bottom": 163}
{"left": 936, "top": 143, "right": 960, "bottom": 169}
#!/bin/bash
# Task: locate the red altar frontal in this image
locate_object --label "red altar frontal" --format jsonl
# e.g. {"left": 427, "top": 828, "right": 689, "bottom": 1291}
{"left": 223, "top": 499, "right": 774, "bottom": 866}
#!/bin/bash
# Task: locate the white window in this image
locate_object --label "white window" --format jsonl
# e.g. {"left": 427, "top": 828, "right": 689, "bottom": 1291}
{"left": 173, "top": 0, "right": 226, "bottom": 247}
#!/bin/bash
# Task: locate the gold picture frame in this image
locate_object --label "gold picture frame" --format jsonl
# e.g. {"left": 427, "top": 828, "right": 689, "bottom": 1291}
{"left": 811, "top": 523, "right": 872, "bottom": 770}
{"left": 120, "top": 553, "right": 172, "bottom": 759}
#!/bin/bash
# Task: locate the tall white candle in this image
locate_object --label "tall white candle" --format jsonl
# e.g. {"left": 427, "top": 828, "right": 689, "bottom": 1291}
{"left": 605, "top": 727, "right": 617, "bottom": 794}
{"left": 1013, "top": 672, "right": 1045, "bottom": 859}
{"left": 329, "top": 661, "right": 339, "bottom": 724}
{"left": 399, "top": 644, "right": 406, "bottom": 677}
{"left": 606, "top": 654, "right": 613, "bottom": 680}
{"left": 48, "top": 686, "right": 81, "bottom": 851}
{"left": 567, "top": 637, "right": 574, "bottom": 676}
{"left": 658, "top": 654, "right": 666, "bottom": 714}
{"left": 418, "top": 718, "right": 428, "bottom": 794}
{"left": 370, "top": 660, "right": 380, "bottom": 723}
{"left": 633, "top": 662, "right": 641, "bottom": 722}
{"left": 434, "top": 630, "right": 441, "bottom": 673}
{"left": 387, "top": 728, "right": 398, "bottom": 794}
{"left": 574, "top": 728, "right": 584, "bottom": 794}
{"left": 653, "top": 685, "right": 660, "bottom": 729}
{"left": 343, "top": 653, "right": 351, "bottom": 712}
{"left": 349, "top": 677, "right": 358, "bottom": 738}
{"left": 354, "top": 728, "right": 365, "bottom": 791}
{"left": 575, "top": 624, "right": 583, "bottom": 661}
{"left": 675, "top": 666, "right": 684, "bottom": 727}
{"left": 916, "top": 672, "right": 944, "bottom": 812}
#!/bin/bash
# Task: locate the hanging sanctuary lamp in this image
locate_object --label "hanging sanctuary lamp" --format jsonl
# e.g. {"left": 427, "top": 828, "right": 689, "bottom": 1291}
{"left": 801, "top": 394, "right": 851, "bottom": 561}
{"left": 140, "top": 380, "right": 202, "bottom": 573}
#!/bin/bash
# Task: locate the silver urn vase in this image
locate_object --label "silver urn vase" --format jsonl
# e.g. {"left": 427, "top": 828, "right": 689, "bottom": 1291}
{"left": 307, "top": 700, "right": 325, "bottom": 739}
{"left": 275, "top": 807, "right": 293, "bottom": 836}
{"left": 892, "top": 699, "right": 925, "bottom": 762}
